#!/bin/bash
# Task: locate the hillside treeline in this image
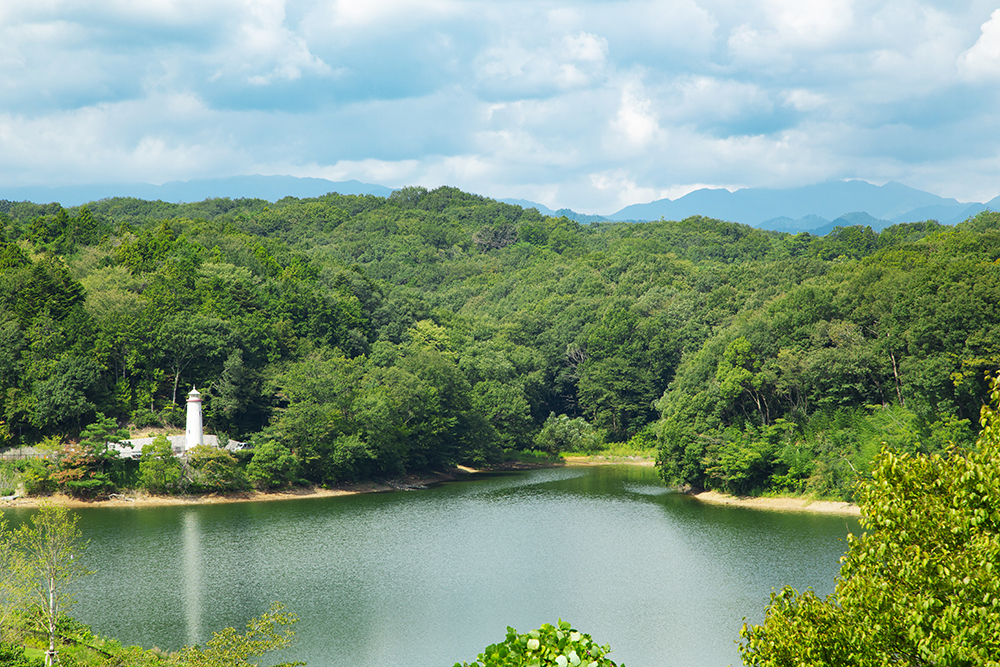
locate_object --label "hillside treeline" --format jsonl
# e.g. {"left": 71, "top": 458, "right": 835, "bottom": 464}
{"left": 0, "top": 188, "right": 997, "bottom": 498}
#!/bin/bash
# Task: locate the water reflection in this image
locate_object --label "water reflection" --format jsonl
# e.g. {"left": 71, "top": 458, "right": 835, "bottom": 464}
{"left": 181, "top": 511, "right": 201, "bottom": 645}
{"left": 65, "top": 466, "right": 857, "bottom": 667}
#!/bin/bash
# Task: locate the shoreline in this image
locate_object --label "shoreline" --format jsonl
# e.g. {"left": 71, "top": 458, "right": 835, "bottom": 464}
{"left": 692, "top": 489, "right": 860, "bottom": 515}
{"left": 0, "top": 457, "right": 861, "bottom": 516}
{"left": 561, "top": 454, "right": 655, "bottom": 466}
{"left": 0, "top": 466, "right": 486, "bottom": 509}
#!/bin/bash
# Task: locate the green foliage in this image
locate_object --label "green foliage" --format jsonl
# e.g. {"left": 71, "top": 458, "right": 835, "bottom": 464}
{"left": 1, "top": 605, "right": 302, "bottom": 667}
{"left": 657, "top": 405, "right": 973, "bottom": 500}
{"left": 52, "top": 443, "right": 115, "bottom": 499}
{"left": 41, "top": 414, "right": 129, "bottom": 498}
{"left": 78, "top": 414, "right": 129, "bottom": 456}
{"left": 738, "top": 373, "right": 1000, "bottom": 666}
{"left": 534, "top": 414, "right": 604, "bottom": 454}
{"left": 0, "top": 641, "right": 43, "bottom": 667}
{"left": 3, "top": 187, "right": 1000, "bottom": 498}
{"left": 8, "top": 505, "right": 92, "bottom": 666}
{"left": 246, "top": 440, "right": 299, "bottom": 491}
{"left": 715, "top": 337, "right": 773, "bottom": 425}
{"left": 185, "top": 445, "right": 247, "bottom": 493}
{"left": 31, "top": 356, "right": 101, "bottom": 432}
{"left": 20, "top": 458, "right": 56, "bottom": 496}
{"left": 472, "top": 380, "right": 533, "bottom": 450}
{"left": 0, "top": 516, "right": 20, "bottom": 641}
{"left": 175, "top": 602, "right": 303, "bottom": 667}
{"left": 0, "top": 461, "right": 21, "bottom": 497}
{"left": 139, "top": 436, "right": 184, "bottom": 494}
{"left": 655, "top": 418, "right": 710, "bottom": 490}
{"left": 702, "top": 426, "right": 781, "bottom": 496}
{"left": 456, "top": 620, "right": 621, "bottom": 667}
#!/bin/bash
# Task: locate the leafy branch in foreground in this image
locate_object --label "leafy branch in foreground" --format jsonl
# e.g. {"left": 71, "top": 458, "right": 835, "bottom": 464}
{"left": 455, "top": 620, "right": 621, "bottom": 667}
{"left": 100, "top": 603, "right": 303, "bottom": 667}
{"left": 174, "top": 602, "right": 303, "bottom": 667}
{"left": 739, "top": 373, "right": 1000, "bottom": 666}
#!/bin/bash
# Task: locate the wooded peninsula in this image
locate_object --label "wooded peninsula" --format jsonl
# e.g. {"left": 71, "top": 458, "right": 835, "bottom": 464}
{"left": 0, "top": 187, "right": 998, "bottom": 502}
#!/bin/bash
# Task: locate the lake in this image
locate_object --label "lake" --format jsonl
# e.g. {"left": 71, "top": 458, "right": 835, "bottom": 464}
{"left": 8, "top": 465, "right": 859, "bottom": 667}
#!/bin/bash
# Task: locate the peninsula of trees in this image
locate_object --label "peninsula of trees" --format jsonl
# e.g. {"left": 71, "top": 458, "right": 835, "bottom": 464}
{"left": 1, "top": 187, "right": 998, "bottom": 499}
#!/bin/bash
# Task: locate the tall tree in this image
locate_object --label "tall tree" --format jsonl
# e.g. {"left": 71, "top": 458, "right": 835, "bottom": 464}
{"left": 157, "top": 313, "right": 232, "bottom": 405}
{"left": 10, "top": 505, "right": 91, "bottom": 666}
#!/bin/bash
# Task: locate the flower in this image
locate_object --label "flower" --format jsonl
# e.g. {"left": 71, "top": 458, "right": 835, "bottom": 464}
{"left": 526, "top": 638, "right": 540, "bottom": 651}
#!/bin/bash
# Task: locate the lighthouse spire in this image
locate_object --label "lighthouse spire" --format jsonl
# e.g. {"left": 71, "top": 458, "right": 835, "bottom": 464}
{"left": 185, "top": 386, "right": 203, "bottom": 450}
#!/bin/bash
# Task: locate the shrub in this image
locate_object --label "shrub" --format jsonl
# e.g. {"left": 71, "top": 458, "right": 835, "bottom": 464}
{"left": 456, "top": 620, "right": 622, "bottom": 667}
{"left": 0, "top": 642, "right": 42, "bottom": 667}
{"left": 246, "top": 440, "right": 299, "bottom": 490}
{"left": 21, "top": 458, "right": 55, "bottom": 495}
{"left": 186, "top": 445, "right": 247, "bottom": 493}
{"left": 534, "top": 414, "right": 604, "bottom": 453}
{"left": 139, "top": 435, "right": 184, "bottom": 494}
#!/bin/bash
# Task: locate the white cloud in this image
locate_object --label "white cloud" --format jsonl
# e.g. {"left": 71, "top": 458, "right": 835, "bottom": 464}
{"left": 211, "top": 0, "right": 332, "bottom": 85}
{"left": 317, "top": 0, "right": 462, "bottom": 31}
{"left": 763, "top": 0, "right": 855, "bottom": 46}
{"left": 663, "top": 76, "right": 774, "bottom": 125}
{"left": 474, "top": 31, "right": 609, "bottom": 98}
{"left": 307, "top": 158, "right": 422, "bottom": 186}
{"left": 561, "top": 32, "right": 608, "bottom": 65}
{"left": 589, "top": 170, "right": 675, "bottom": 210}
{"left": 727, "top": 0, "right": 856, "bottom": 68}
{"left": 2, "top": 1, "right": 1000, "bottom": 212}
{"left": 574, "top": 0, "right": 717, "bottom": 62}
{"left": 0, "top": 92, "right": 241, "bottom": 186}
{"left": 0, "top": 0, "right": 234, "bottom": 29}
{"left": 959, "top": 9, "right": 1000, "bottom": 81}
{"left": 612, "top": 83, "right": 660, "bottom": 147}
{"left": 781, "top": 88, "right": 827, "bottom": 112}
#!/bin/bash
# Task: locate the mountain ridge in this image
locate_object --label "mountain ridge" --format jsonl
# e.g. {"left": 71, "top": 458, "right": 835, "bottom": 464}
{"left": 2, "top": 175, "right": 997, "bottom": 234}
{"left": 0, "top": 175, "right": 393, "bottom": 207}
{"left": 606, "top": 180, "right": 992, "bottom": 230}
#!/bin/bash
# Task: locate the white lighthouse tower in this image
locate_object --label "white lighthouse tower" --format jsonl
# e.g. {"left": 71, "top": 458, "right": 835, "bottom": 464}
{"left": 185, "top": 387, "right": 204, "bottom": 450}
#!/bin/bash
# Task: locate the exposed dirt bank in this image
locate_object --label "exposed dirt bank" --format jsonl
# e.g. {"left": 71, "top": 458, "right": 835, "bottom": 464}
{"left": 561, "top": 455, "right": 655, "bottom": 466}
{"left": 0, "top": 467, "right": 483, "bottom": 509}
{"left": 693, "top": 490, "right": 861, "bottom": 516}
{"left": 1, "top": 458, "right": 860, "bottom": 517}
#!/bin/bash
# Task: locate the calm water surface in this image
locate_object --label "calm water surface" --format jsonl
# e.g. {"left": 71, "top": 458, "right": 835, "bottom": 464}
{"left": 10, "top": 466, "right": 859, "bottom": 667}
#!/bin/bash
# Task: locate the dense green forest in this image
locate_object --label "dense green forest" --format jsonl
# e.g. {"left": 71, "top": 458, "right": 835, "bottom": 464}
{"left": 1, "top": 187, "right": 998, "bottom": 499}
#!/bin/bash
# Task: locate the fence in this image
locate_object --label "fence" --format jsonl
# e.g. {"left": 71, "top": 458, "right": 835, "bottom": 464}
{"left": 0, "top": 447, "right": 52, "bottom": 461}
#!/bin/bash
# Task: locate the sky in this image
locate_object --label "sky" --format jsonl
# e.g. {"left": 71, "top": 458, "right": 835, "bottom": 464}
{"left": 2, "top": 0, "right": 1000, "bottom": 214}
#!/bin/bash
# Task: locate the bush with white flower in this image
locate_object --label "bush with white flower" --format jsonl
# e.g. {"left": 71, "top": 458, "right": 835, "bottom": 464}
{"left": 455, "top": 620, "right": 622, "bottom": 667}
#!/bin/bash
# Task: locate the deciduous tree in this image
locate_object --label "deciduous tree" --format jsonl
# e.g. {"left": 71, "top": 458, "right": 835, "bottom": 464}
{"left": 739, "top": 373, "right": 1000, "bottom": 666}
{"left": 10, "top": 505, "right": 91, "bottom": 666}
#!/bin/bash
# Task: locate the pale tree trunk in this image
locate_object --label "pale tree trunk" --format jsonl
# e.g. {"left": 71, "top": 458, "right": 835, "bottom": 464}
{"left": 46, "top": 571, "right": 57, "bottom": 666}
{"left": 889, "top": 346, "right": 905, "bottom": 406}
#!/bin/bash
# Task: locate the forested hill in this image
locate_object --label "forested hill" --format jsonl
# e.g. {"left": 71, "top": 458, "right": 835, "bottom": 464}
{"left": 1, "top": 186, "right": 998, "bottom": 498}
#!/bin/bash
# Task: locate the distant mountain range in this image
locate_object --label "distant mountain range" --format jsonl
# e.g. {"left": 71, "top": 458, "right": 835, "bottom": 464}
{"left": 509, "top": 180, "right": 999, "bottom": 233}
{"left": 2, "top": 176, "right": 996, "bottom": 235}
{"left": 0, "top": 175, "right": 393, "bottom": 206}
{"left": 498, "top": 199, "right": 610, "bottom": 224}
{"left": 605, "top": 180, "right": 998, "bottom": 232}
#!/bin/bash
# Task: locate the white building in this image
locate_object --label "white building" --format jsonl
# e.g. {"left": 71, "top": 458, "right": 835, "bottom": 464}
{"left": 186, "top": 386, "right": 203, "bottom": 450}
{"left": 108, "top": 386, "right": 247, "bottom": 458}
